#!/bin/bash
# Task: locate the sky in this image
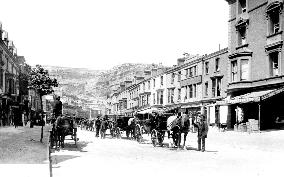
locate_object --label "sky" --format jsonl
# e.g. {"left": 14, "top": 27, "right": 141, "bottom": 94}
{"left": 0, "top": 0, "right": 229, "bottom": 70}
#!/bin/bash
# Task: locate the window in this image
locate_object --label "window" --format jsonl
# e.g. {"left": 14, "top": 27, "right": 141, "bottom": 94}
{"left": 238, "top": 25, "right": 246, "bottom": 46}
{"left": 185, "top": 69, "right": 188, "bottom": 77}
{"left": 189, "top": 85, "right": 193, "bottom": 98}
{"left": 267, "top": 8, "right": 280, "bottom": 35}
{"left": 148, "top": 81, "right": 150, "bottom": 90}
{"left": 157, "top": 91, "right": 164, "bottom": 104}
{"left": 153, "top": 79, "right": 156, "bottom": 87}
{"left": 178, "top": 89, "right": 181, "bottom": 101}
{"left": 205, "top": 62, "right": 209, "bottom": 74}
{"left": 189, "top": 67, "right": 193, "bottom": 77}
{"left": 215, "top": 58, "right": 220, "bottom": 72}
{"left": 178, "top": 71, "right": 181, "bottom": 82}
{"left": 160, "top": 76, "right": 163, "bottom": 86}
{"left": 185, "top": 86, "right": 188, "bottom": 100}
{"left": 160, "top": 91, "right": 163, "bottom": 104}
{"left": 167, "top": 88, "right": 174, "bottom": 103}
{"left": 193, "top": 84, "right": 197, "bottom": 98}
{"left": 240, "top": 59, "right": 249, "bottom": 80}
{"left": 205, "top": 82, "right": 209, "bottom": 96}
{"left": 212, "top": 79, "right": 216, "bottom": 97}
{"left": 216, "top": 78, "right": 221, "bottom": 97}
{"left": 193, "top": 66, "right": 197, "bottom": 76}
{"left": 153, "top": 93, "right": 156, "bottom": 104}
{"left": 171, "top": 73, "right": 175, "bottom": 84}
{"left": 212, "top": 78, "right": 221, "bottom": 97}
{"left": 270, "top": 52, "right": 279, "bottom": 76}
{"left": 143, "top": 83, "right": 145, "bottom": 91}
{"left": 238, "top": 0, "right": 246, "bottom": 14}
{"left": 231, "top": 60, "right": 238, "bottom": 82}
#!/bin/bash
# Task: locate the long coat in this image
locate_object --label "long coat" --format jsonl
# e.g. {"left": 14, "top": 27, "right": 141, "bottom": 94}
{"left": 194, "top": 120, "right": 209, "bottom": 138}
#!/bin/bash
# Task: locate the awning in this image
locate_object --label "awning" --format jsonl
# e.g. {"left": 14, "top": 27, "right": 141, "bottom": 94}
{"left": 216, "top": 87, "right": 284, "bottom": 105}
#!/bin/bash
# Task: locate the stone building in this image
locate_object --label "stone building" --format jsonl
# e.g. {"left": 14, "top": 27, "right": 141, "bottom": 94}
{"left": 220, "top": 0, "right": 284, "bottom": 130}
{"left": 0, "top": 23, "right": 21, "bottom": 126}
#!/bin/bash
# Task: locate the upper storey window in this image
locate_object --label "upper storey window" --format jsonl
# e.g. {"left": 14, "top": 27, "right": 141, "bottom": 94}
{"left": 266, "top": 1, "right": 282, "bottom": 36}
{"left": 238, "top": 0, "right": 247, "bottom": 14}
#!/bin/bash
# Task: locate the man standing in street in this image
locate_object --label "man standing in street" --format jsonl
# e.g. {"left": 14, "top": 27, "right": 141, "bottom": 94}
{"left": 53, "top": 96, "right": 62, "bottom": 118}
{"left": 95, "top": 117, "right": 101, "bottom": 137}
{"left": 194, "top": 114, "right": 209, "bottom": 152}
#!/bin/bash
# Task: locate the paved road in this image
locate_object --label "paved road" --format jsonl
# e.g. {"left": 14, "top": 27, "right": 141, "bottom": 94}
{"left": 51, "top": 128, "right": 284, "bottom": 177}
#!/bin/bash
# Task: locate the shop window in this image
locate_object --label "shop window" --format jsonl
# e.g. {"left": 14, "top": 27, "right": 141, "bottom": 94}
{"left": 231, "top": 60, "right": 238, "bottom": 82}
{"left": 270, "top": 52, "right": 279, "bottom": 76}
{"left": 240, "top": 59, "right": 249, "bottom": 80}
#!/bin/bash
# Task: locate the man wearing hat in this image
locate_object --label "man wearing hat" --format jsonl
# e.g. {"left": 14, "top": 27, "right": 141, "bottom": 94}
{"left": 194, "top": 114, "right": 209, "bottom": 152}
{"left": 53, "top": 96, "right": 62, "bottom": 118}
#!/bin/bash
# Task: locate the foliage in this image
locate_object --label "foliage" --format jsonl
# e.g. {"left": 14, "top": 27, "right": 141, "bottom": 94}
{"left": 28, "top": 65, "right": 58, "bottom": 97}
{"left": 19, "top": 63, "right": 32, "bottom": 96}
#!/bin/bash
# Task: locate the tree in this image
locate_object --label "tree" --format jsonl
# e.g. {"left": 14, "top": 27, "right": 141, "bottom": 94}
{"left": 28, "top": 65, "right": 58, "bottom": 142}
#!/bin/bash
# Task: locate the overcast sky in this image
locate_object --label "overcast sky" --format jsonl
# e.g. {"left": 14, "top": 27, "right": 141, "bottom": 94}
{"left": 1, "top": 0, "right": 228, "bottom": 70}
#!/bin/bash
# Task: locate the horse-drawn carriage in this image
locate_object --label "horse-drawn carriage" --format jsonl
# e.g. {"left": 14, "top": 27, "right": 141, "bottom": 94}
{"left": 137, "top": 109, "right": 199, "bottom": 148}
{"left": 108, "top": 116, "right": 137, "bottom": 139}
{"left": 50, "top": 115, "right": 78, "bottom": 149}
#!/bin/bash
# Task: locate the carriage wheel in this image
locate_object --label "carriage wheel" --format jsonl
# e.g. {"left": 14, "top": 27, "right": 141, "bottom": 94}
{"left": 135, "top": 124, "right": 143, "bottom": 143}
{"left": 158, "top": 131, "right": 165, "bottom": 146}
{"left": 151, "top": 129, "right": 158, "bottom": 147}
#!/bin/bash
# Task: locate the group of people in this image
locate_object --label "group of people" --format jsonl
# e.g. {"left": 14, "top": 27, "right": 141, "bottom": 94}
{"left": 79, "top": 116, "right": 110, "bottom": 139}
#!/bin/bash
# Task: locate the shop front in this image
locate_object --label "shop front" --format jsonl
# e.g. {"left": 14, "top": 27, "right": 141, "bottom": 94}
{"left": 217, "top": 87, "right": 284, "bottom": 131}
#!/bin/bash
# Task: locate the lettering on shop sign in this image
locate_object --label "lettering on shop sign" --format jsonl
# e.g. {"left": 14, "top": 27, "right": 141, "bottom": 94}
{"left": 261, "top": 87, "right": 284, "bottom": 100}
{"left": 180, "top": 75, "right": 202, "bottom": 87}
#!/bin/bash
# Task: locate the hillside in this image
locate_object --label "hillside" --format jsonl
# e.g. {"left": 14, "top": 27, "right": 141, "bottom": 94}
{"left": 44, "top": 63, "right": 165, "bottom": 104}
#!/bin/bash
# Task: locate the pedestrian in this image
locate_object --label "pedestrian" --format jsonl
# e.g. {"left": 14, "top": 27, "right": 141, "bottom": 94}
{"left": 95, "top": 117, "right": 101, "bottom": 137}
{"left": 193, "top": 115, "right": 209, "bottom": 152}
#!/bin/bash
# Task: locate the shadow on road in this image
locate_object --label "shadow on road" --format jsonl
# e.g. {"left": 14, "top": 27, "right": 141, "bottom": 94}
{"left": 52, "top": 155, "right": 80, "bottom": 165}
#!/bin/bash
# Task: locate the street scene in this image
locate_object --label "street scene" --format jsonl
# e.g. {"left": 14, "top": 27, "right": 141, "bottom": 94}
{"left": 51, "top": 127, "right": 284, "bottom": 177}
{"left": 1, "top": 0, "right": 284, "bottom": 177}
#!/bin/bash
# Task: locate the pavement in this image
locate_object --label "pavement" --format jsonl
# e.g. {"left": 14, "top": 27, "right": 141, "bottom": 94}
{"left": 0, "top": 125, "right": 51, "bottom": 177}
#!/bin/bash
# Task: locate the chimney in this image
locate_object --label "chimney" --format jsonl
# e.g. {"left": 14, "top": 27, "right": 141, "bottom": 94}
{"left": 177, "top": 58, "right": 185, "bottom": 66}
{"left": 144, "top": 70, "right": 151, "bottom": 79}
{"left": 151, "top": 68, "right": 158, "bottom": 77}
